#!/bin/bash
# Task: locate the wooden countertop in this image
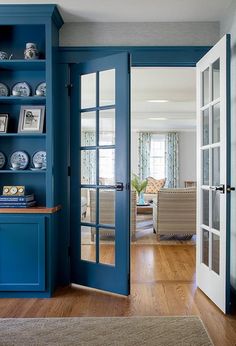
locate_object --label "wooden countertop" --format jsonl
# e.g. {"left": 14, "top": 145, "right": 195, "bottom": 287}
{"left": 0, "top": 205, "right": 61, "bottom": 214}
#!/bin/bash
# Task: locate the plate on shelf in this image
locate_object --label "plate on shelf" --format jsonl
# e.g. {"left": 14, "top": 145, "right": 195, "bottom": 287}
{"left": 10, "top": 151, "right": 29, "bottom": 170}
{"left": 0, "top": 151, "right": 6, "bottom": 169}
{"left": 30, "top": 167, "right": 45, "bottom": 171}
{"left": 10, "top": 167, "right": 23, "bottom": 171}
{"left": 12, "top": 82, "right": 31, "bottom": 97}
{"left": 0, "top": 83, "right": 9, "bottom": 96}
{"left": 35, "top": 82, "right": 46, "bottom": 97}
{"left": 32, "top": 151, "right": 47, "bottom": 169}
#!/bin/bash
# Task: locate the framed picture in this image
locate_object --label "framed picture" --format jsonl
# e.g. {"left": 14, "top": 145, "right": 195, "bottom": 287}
{"left": 18, "top": 106, "right": 45, "bottom": 133}
{"left": 0, "top": 114, "right": 9, "bottom": 133}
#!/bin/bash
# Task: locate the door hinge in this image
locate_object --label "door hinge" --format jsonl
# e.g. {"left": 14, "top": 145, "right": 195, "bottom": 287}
{"left": 68, "top": 246, "right": 71, "bottom": 257}
{"left": 68, "top": 166, "right": 71, "bottom": 177}
{"left": 65, "top": 83, "right": 73, "bottom": 97}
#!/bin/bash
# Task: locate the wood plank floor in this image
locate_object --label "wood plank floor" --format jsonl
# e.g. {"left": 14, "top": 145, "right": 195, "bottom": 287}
{"left": 0, "top": 244, "right": 236, "bottom": 346}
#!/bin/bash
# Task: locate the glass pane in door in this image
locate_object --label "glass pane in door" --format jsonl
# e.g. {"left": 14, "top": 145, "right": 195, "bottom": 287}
{"left": 212, "top": 147, "right": 220, "bottom": 186}
{"left": 99, "top": 228, "right": 115, "bottom": 265}
{"left": 212, "top": 190, "right": 220, "bottom": 231}
{"left": 81, "top": 112, "right": 96, "bottom": 146}
{"left": 203, "top": 108, "right": 209, "bottom": 145}
{"left": 202, "top": 229, "right": 209, "bottom": 266}
{"left": 212, "top": 234, "right": 220, "bottom": 274}
{"left": 99, "top": 109, "right": 115, "bottom": 145}
{"left": 202, "top": 190, "right": 209, "bottom": 226}
{"left": 81, "top": 225, "right": 96, "bottom": 262}
{"left": 81, "top": 188, "right": 96, "bottom": 223}
{"left": 213, "top": 59, "right": 220, "bottom": 101}
{"left": 99, "top": 189, "right": 115, "bottom": 225}
{"left": 81, "top": 150, "right": 96, "bottom": 185}
{"left": 99, "top": 149, "right": 115, "bottom": 186}
{"left": 81, "top": 73, "right": 96, "bottom": 109}
{"left": 99, "top": 69, "right": 115, "bottom": 106}
{"left": 203, "top": 150, "right": 209, "bottom": 185}
{"left": 212, "top": 103, "right": 220, "bottom": 144}
{"left": 202, "top": 68, "right": 209, "bottom": 106}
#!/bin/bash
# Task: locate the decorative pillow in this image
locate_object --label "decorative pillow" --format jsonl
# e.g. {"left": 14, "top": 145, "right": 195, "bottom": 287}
{"left": 145, "top": 177, "right": 166, "bottom": 194}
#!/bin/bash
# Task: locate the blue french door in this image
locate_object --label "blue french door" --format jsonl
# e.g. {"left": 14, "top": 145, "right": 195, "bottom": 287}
{"left": 70, "top": 53, "right": 131, "bottom": 295}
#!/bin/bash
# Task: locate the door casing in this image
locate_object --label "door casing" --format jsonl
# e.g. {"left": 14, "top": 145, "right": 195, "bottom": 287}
{"left": 58, "top": 46, "right": 233, "bottom": 304}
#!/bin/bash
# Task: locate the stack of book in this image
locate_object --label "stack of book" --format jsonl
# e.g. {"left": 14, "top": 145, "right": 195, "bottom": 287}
{"left": 0, "top": 194, "right": 36, "bottom": 208}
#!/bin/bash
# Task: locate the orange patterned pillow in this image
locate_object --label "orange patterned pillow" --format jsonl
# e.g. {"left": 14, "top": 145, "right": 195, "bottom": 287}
{"left": 145, "top": 177, "right": 166, "bottom": 194}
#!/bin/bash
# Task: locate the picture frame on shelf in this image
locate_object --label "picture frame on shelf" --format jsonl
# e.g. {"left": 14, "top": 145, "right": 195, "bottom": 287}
{"left": 0, "top": 113, "right": 9, "bottom": 133}
{"left": 18, "top": 105, "right": 45, "bottom": 133}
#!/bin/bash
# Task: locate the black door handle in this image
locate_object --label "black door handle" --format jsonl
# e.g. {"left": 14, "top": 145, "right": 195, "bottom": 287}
{"left": 116, "top": 182, "right": 124, "bottom": 191}
{"left": 210, "top": 184, "right": 225, "bottom": 194}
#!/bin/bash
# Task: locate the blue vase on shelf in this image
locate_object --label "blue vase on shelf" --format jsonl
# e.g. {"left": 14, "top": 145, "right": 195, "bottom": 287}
{"left": 137, "top": 192, "right": 145, "bottom": 205}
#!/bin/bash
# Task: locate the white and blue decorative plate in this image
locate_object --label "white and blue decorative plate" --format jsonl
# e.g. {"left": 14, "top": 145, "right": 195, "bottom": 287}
{"left": 0, "top": 83, "right": 9, "bottom": 97}
{"left": 32, "top": 151, "right": 47, "bottom": 169}
{"left": 10, "top": 151, "right": 29, "bottom": 170}
{"left": 0, "top": 151, "right": 6, "bottom": 169}
{"left": 12, "top": 82, "right": 31, "bottom": 97}
{"left": 35, "top": 82, "right": 46, "bottom": 97}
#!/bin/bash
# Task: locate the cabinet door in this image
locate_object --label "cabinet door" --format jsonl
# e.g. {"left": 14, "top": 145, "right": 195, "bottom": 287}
{"left": 0, "top": 216, "right": 46, "bottom": 291}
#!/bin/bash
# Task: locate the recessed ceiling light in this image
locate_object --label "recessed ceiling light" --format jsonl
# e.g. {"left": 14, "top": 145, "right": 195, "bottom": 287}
{"left": 149, "top": 117, "right": 167, "bottom": 121}
{"left": 147, "top": 99, "right": 169, "bottom": 103}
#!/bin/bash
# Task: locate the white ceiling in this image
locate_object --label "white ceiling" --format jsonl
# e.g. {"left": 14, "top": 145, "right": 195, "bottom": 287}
{"left": 81, "top": 67, "right": 196, "bottom": 132}
{"left": 131, "top": 67, "right": 196, "bottom": 131}
{"left": 0, "top": 0, "right": 232, "bottom": 22}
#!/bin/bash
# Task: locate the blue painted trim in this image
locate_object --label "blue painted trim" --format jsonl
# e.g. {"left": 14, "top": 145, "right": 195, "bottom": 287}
{"left": 0, "top": 5, "right": 64, "bottom": 29}
{"left": 58, "top": 46, "right": 211, "bottom": 67}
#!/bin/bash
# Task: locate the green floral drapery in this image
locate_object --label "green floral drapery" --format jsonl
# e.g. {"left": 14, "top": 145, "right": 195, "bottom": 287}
{"left": 81, "top": 132, "right": 96, "bottom": 184}
{"left": 165, "top": 132, "right": 179, "bottom": 188}
{"left": 138, "top": 132, "right": 151, "bottom": 179}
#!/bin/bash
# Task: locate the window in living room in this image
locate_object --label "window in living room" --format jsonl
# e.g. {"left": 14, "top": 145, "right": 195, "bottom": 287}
{"left": 150, "top": 134, "right": 166, "bottom": 179}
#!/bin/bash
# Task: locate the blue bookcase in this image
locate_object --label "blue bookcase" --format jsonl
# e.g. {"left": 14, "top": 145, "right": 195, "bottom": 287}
{"left": 0, "top": 5, "right": 69, "bottom": 297}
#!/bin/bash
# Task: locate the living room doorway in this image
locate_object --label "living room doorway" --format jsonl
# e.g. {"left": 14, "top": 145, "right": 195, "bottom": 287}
{"left": 130, "top": 66, "right": 198, "bottom": 310}
{"left": 130, "top": 67, "right": 197, "bottom": 245}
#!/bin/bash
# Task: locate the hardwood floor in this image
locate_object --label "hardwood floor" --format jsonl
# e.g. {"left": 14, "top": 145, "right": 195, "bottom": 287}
{"left": 0, "top": 244, "right": 236, "bottom": 345}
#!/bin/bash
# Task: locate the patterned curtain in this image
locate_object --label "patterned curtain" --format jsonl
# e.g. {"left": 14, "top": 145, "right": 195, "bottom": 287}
{"left": 138, "top": 132, "right": 151, "bottom": 179}
{"left": 165, "top": 132, "right": 179, "bottom": 188}
{"left": 81, "top": 132, "right": 96, "bottom": 184}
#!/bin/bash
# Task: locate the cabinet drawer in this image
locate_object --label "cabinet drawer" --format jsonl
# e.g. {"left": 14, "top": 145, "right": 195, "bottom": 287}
{"left": 0, "top": 216, "right": 46, "bottom": 291}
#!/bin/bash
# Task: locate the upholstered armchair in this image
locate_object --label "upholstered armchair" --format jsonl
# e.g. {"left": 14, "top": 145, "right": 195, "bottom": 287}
{"left": 153, "top": 188, "right": 196, "bottom": 238}
{"left": 90, "top": 190, "right": 137, "bottom": 241}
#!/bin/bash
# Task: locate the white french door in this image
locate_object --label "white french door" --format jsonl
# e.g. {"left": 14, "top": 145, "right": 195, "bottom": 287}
{"left": 196, "top": 35, "right": 232, "bottom": 313}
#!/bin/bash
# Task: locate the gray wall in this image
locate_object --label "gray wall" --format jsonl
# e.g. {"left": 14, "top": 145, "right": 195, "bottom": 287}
{"left": 221, "top": 2, "right": 236, "bottom": 292}
{"left": 60, "top": 22, "right": 219, "bottom": 46}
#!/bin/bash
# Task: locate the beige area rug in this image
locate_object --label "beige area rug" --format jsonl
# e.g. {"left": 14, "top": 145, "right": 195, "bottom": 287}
{"left": 0, "top": 316, "right": 212, "bottom": 346}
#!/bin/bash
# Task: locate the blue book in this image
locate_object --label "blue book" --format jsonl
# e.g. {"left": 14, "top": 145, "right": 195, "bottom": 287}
{"left": 0, "top": 201, "right": 36, "bottom": 208}
{"left": 0, "top": 194, "right": 34, "bottom": 202}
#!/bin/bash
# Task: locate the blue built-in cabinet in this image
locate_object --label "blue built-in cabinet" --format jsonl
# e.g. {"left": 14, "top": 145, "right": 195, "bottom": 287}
{"left": 0, "top": 5, "right": 68, "bottom": 297}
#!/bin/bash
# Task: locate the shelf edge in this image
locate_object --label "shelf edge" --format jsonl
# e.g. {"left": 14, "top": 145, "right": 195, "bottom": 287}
{"left": 0, "top": 205, "right": 61, "bottom": 214}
